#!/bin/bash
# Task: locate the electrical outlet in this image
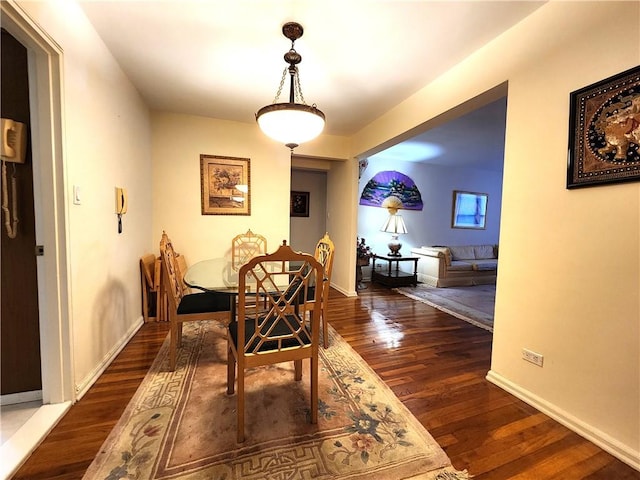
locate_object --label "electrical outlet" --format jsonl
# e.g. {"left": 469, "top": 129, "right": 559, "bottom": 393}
{"left": 522, "top": 348, "right": 544, "bottom": 367}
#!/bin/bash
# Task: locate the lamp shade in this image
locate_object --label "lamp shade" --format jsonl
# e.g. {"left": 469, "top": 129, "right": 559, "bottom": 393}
{"left": 256, "top": 103, "right": 325, "bottom": 147}
{"left": 380, "top": 214, "right": 408, "bottom": 234}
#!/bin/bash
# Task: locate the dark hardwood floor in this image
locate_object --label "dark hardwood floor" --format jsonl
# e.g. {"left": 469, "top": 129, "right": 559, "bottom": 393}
{"left": 13, "top": 285, "right": 639, "bottom": 479}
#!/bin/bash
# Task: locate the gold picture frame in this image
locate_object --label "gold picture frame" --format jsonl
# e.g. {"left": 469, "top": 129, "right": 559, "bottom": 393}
{"left": 200, "top": 154, "right": 250, "bottom": 215}
{"left": 567, "top": 66, "right": 640, "bottom": 188}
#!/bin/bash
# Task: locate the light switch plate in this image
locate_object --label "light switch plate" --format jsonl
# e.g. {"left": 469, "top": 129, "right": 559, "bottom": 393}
{"left": 73, "top": 185, "right": 81, "bottom": 205}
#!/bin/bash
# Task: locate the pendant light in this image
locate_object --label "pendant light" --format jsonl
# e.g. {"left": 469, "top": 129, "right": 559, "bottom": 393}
{"left": 255, "top": 22, "right": 325, "bottom": 150}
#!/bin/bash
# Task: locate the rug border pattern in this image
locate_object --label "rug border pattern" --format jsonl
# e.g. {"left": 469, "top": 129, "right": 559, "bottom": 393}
{"left": 84, "top": 322, "right": 470, "bottom": 480}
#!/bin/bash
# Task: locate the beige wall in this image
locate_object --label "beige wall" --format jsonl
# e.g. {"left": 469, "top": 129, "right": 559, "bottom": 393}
{"left": 493, "top": 3, "right": 639, "bottom": 462}
{"left": 151, "top": 113, "right": 293, "bottom": 264}
{"left": 325, "top": 157, "right": 360, "bottom": 296}
{"left": 290, "top": 152, "right": 358, "bottom": 296}
{"left": 13, "top": 0, "right": 639, "bottom": 468}
{"left": 351, "top": 1, "right": 639, "bottom": 467}
{"left": 151, "top": 112, "right": 356, "bottom": 296}
{"left": 15, "top": 0, "right": 154, "bottom": 396}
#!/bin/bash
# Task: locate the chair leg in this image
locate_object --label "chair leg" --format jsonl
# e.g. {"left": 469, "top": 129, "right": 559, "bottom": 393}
{"left": 141, "top": 276, "right": 150, "bottom": 323}
{"left": 322, "top": 309, "right": 329, "bottom": 349}
{"left": 169, "top": 320, "right": 178, "bottom": 371}
{"left": 159, "top": 290, "right": 167, "bottom": 323}
{"left": 227, "top": 342, "right": 236, "bottom": 395}
{"left": 154, "top": 289, "right": 162, "bottom": 322}
{"left": 294, "top": 359, "right": 302, "bottom": 381}
{"left": 237, "top": 371, "right": 245, "bottom": 443}
{"left": 177, "top": 322, "right": 183, "bottom": 348}
{"left": 311, "top": 356, "right": 318, "bottom": 424}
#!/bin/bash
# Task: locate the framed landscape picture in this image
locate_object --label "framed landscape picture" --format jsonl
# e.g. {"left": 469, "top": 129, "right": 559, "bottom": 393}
{"left": 451, "top": 190, "right": 487, "bottom": 229}
{"left": 200, "top": 155, "right": 250, "bottom": 215}
{"left": 567, "top": 66, "right": 640, "bottom": 188}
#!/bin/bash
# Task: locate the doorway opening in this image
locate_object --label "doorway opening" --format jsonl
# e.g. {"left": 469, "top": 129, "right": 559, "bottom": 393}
{"left": 0, "top": 3, "right": 73, "bottom": 476}
{"left": 355, "top": 88, "right": 507, "bottom": 326}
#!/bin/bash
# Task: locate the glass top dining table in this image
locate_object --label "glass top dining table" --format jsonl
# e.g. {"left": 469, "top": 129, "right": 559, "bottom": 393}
{"left": 183, "top": 258, "right": 242, "bottom": 294}
{"left": 184, "top": 258, "right": 292, "bottom": 292}
{"left": 184, "top": 257, "right": 301, "bottom": 320}
{"left": 184, "top": 258, "right": 255, "bottom": 321}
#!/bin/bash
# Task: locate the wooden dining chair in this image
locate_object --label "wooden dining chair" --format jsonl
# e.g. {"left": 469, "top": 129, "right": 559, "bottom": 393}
{"left": 140, "top": 253, "right": 162, "bottom": 322}
{"left": 271, "top": 234, "right": 335, "bottom": 347}
{"left": 227, "top": 241, "right": 324, "bottom": 443}
{"left": 159, "top": 231, "right": 233, "bottom": 371}
{"left": 313, "top": 233, "right": 335, "bottom": 348}
{"left": 231, "top": 229, "right": 267, "bottom": 271}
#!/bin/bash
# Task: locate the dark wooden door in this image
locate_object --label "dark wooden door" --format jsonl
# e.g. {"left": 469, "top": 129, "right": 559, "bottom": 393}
{"left": 1, "top": 28, "right": 42, "bottom": 395}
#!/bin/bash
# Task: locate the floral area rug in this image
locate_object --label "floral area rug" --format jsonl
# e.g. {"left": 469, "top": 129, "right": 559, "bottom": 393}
{"left": 84, "top": 321, "right": 469, "bottom": 479}
{"left": 395, "top": 284, "right": 495, "bottom": 332}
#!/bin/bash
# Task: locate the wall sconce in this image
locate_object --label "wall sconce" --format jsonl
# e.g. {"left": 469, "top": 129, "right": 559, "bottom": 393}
{"left": 380, "top": 196, "right": 408, "bottom": 257}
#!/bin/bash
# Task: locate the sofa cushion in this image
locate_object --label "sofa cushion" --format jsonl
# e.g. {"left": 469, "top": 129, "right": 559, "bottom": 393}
{"left": 472, "top": 259, "right": 498, "bottom": 271}
{"left": 449, "top": 260, "right": 474, "bottom": 271}
{"left": 474, "top": 245, "right": 496, "bottom": 259}
{"left": 449, "top": 245, "right": 476, "bottom": 261}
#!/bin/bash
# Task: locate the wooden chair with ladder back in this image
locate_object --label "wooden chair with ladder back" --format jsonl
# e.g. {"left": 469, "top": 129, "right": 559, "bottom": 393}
{"left": 226, "top": 240, "right": 324, "bottom": 442}
{"left": 159, "top": 231, "right": 233, "bottom": 371}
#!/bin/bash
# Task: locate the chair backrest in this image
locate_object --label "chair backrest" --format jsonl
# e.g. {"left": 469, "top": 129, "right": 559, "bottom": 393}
{"left": 314, "top": 232, "right": 335, "bottom": 284}
{"left": 236, "top": 241, "right": 324, "bottom": 358}
{"left": 140, "top": 253, "right": 162, "bottom": 322}
{"left": 231, "top": 229, "right": 267, "bottom": 271}
{"left": 140, "top": 253, "right": 161, "bottom": 290}
{"left": 159, "top": 231, "right": 185, "bottom": 310}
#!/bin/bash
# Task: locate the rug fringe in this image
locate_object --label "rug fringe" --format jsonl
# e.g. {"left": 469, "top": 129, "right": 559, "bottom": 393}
{"left": 434, "top": 469, "right": 473, "bottom": 479}
{"left": 408, "top": 467, "right": 473, "bottom": 479}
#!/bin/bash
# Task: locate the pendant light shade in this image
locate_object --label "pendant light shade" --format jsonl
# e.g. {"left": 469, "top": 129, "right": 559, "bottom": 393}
{"left": 256, "top": 22, "right": 325, "bottom": 150}
{"left": 256, "top": 103, "right": 325, "bottom": 148}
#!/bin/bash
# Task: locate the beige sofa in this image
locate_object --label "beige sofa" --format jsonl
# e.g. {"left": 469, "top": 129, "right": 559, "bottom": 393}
{"left": 410, "top": 244, "right": 498, "bottom": 287}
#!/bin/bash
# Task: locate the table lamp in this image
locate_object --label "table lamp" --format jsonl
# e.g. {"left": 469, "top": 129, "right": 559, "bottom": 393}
{"left": 380, "top": 196, "right": 408, "bottom": 256}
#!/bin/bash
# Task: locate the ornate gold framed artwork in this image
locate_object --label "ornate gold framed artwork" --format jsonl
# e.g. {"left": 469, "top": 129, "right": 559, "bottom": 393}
{"left": 567, "top": 66, "right": 640, "bottom": 188}
{"left": 200, "top": 155, "right": 250, "bottom": 215}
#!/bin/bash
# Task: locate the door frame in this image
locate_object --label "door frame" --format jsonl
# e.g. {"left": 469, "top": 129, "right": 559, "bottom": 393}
{"left": 1, "top": 1, "right": 73, "bottom": 405}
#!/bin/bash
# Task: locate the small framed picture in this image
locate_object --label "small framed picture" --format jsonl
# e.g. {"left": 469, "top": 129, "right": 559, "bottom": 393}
{"left": 290, "top": 191, "right": 309, "bottom": 217}
{"left": 451, "top": 190, "right": 487, "bottom": 229}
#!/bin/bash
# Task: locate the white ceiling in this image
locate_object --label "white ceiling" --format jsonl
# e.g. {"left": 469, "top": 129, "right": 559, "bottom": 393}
{"left": 369, "top": 96, "right": 508, "bottom": 171}
{"left": 79, "top": 1, "right": 544, "bottom": 168}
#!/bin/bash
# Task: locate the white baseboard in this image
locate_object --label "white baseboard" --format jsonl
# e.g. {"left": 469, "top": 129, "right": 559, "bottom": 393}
{"left": 331, "top": 282, "right": 357, "bottom": 298}
{"left": 74, "top": 317, "right": 144, "bottom": 400}
{"left": 486, "top": 370, "right": 640, "bottom": 471}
